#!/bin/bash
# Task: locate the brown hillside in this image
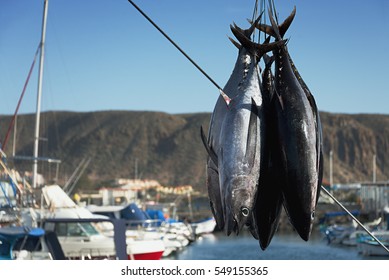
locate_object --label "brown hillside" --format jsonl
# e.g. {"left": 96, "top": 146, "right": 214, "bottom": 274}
{"left": 1, "top": 111, "right": 388, "bottom": 192}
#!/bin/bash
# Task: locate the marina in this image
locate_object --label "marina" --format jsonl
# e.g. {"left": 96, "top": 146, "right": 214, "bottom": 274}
{"left": 165, "top": 230, "right": 388, "bottom": 260}
{"left": 2, "top": 172, "right": 389, "bottom": 260}
{"left": 1, "top": 0, "right": 389, "bottom": 264}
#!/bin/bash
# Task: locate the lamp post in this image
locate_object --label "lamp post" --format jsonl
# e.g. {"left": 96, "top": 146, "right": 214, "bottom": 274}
{"left": 329, "top": 150, "right": 333, "bottom": 189}
{"left": 373, "top": 154, "right": 376, "bottom": 183}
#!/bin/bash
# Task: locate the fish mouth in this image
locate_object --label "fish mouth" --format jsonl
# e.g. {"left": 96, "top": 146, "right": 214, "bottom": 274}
{"left": 224, "top": 205, "right": 252, "bottom": 236}
{"left": 223, "top": 203, "right": 240, "bottom": 236}
{"left": 224, "top": 214, "right": 239, "bottom": 236}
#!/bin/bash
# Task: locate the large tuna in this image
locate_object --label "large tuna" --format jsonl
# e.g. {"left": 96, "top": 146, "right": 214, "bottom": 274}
{"left": 255, "top": 8, "right": 323, "bottom": 209}
{"left": 259, "top": 9, "right": 322, "bottom": 241}
{"left": 252, "top": 52, "right": 285, "bottom": 250}
{"left": 201, "top": 18, "right": 284, "bottom": 235}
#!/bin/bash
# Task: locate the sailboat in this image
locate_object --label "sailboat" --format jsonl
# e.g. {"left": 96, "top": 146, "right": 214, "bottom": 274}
{"left": 2, "top": 0, "right": 166, "bottom": 260}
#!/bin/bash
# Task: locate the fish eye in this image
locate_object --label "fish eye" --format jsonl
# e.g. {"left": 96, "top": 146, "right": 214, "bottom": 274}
{"left": 311, "top": 211, "right": 315, "bottom": 220}
{"left": 241, "top": 207, "right": 250, "bottom": 217}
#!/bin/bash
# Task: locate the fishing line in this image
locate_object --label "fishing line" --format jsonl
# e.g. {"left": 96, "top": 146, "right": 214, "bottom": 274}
{"left": 259, "top": 0, "right": 265, "bottom": 44}
{"left": 251, "top": 0, "right": 259, "bottom": 43}
{"left": 251, "top": 0, "right": 267, "bottom": 44}
{"left": 251, "top": 0, "right": 259, "bottom": 23}
{"left": 269, "top": 0, "right": 279, "bottom": 24}
{"left": 127, "top": 0, "right": 231, "bottom": 105}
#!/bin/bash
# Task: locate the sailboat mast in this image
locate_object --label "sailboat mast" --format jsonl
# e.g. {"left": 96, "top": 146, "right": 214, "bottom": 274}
{"left": 32, "top": 0, "right": 49, "bottom": 189}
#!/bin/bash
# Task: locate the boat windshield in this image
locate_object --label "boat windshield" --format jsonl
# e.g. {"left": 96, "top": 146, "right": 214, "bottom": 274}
{"left": 55, "top": 222, "right": 100, "bottom": 237}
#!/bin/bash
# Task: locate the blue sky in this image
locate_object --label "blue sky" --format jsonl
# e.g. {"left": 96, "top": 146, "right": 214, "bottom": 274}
{"left": 1, "top": 0, "right": 388, "bottom": 116}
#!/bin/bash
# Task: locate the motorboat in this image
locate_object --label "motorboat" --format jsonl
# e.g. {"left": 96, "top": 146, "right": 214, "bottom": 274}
{"left": 23, "top": 185, "right": 165, "bottom": 260}
{"left": 356, "top": 230, "right": 389, "bottom": 256}
{"left": 87, "top": 203, "right": 188, "bottom": 257}
{"left": 322, "top": 224, "right": 358, "bottom": 245}
{"left": 191, "top": 217, "right": 217, "bottom": 236}
{"left": 357, "top": 239, "right": 389, "bottom": 257}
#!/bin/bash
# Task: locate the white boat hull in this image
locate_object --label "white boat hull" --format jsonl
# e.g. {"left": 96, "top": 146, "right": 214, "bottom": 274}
{"left": 191, "top": 218, "right": 216, "bottom": 235}
{"left": 58, "top": 235, "right": 116, "bottom": 260}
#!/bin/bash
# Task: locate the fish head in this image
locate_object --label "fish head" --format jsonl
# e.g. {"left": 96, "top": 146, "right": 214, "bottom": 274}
{"left": 223, "top": 175, "right": 257, "bottom": 235}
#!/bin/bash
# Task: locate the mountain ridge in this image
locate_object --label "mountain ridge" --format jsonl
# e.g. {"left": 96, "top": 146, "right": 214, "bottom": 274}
{"left": 1, "top": 110, "right": 388, "bottom": 192}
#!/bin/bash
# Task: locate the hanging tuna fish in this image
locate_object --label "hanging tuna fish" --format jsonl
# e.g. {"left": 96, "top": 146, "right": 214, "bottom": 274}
{"left": 201, "top": 16, "right": 284, "bottom": 236}
{"left": 255, "top": 7, "right": 323, "bottom": 241}
{"left": 251, "top": 51, "right": 285, "bottom": 250}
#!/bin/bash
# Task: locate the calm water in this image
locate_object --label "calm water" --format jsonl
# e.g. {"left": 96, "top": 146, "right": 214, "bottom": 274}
{"left": 165, "top": 230, "right": 388, "bottom": 260}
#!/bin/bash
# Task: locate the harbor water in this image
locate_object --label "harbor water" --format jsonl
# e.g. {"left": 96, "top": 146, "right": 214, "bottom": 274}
{"left": 165, "top": 230, "right": 388, "bottom": 260}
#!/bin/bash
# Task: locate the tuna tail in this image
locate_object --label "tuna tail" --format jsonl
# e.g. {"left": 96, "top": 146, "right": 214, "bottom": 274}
{"left": 261, "top": 38, "right": 275, "bottom": 75}
{"left": 232, "top": 11, "right": 264, "bottom": 39}
{"left": 263, "top": 53, "right": 274, "bottom": 70}
{"left": 230, "top": 25, "right": 285, "bottom": 59}
{"left": 268, "top": 9, "right": 283, "bottom": 41}
{"left": 261, "top": 51, "right": 275, "bottom": 106}
{"left": 200, "top": 126, "right": 218, "bottom": 167}
{"left": 254, "top": 6, "right": 296, "bottom": 39}
{"left": 229, "top": 12, "right": 285, "bottom": 58}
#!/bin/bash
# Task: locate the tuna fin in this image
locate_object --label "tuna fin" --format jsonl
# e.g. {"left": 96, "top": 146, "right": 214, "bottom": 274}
{"left": 304, "top": 83, "right": 318, "bottom": 121}
{"left": 228, "top": 37, "right": 241, "bottom": 49}
{"left": 308, "top": 96, "right": 323, "bottom": 206}
{"left": 245, "top": 98, "right": 259, "bottom": 167}
{"left": 200, "top": 126, "right": 218, "bottom": 167}
{"left": 316, "top": 147, "right": 323, "bottom": 205}
{"left": 254, "top": 7, "right": 296, "bottom": 39}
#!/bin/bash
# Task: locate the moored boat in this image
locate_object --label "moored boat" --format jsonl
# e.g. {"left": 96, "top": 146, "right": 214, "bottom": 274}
{"left": 191, "top": 217, "right": 217, "bottom": 236}
{"left": 87, "top": 203, "right": 182, "bottom": 257}
{"left": 0, "top": 226, "right": 64, "bottom": 260}
{"left": 358, "top": 238, "right": 389, "bottom": 257}
{"left": 24, "top": 185, "right": 165, "bottom": 260}
{"left": 356, "top": 230, "right": 389, "bottom": 256}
